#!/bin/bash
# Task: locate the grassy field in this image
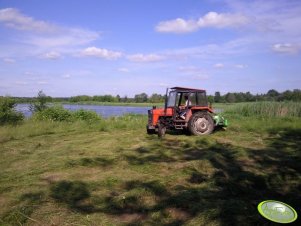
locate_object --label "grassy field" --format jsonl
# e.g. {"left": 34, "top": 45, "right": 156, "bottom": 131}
{"left": 0, "top": 108, "right": 301, "bottom": 225}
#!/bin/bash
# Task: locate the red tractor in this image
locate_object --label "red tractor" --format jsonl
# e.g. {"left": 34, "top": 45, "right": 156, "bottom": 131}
{"left": 146, "top": 87, "right": 227, "bottom": 137}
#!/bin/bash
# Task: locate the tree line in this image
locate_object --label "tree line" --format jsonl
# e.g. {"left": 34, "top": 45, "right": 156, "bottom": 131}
{"left": 11, "top": 93, "right": 166, "bottom": 103}
{"left": 5, "top": 89, "right": 301, "bottom": 104}
{"left": 210, "top": 89, "right": 301, "bottom": 103}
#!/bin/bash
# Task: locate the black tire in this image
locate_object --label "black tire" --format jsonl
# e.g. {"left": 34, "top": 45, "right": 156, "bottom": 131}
{"left": 158, "top": 124, "right": 166, "bottom": 138}
{"left": 188, "top": 112, "right": 214, "bottom": 136}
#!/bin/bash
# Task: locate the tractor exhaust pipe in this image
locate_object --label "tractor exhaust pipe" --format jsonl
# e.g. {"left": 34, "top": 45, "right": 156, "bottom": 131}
{"left": 164, "top": 88, "right": 168, "bottom": 115}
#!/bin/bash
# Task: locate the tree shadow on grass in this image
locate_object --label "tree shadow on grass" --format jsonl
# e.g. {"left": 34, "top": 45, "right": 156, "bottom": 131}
{"left": 66, "top": 157, "right": 115, "bottom": 168}
{"left": 246, "top": 128, "right": 301, "bottom": 217}
{"left": 101, "top": 128, "right": 301, "bottom": 225}
{"left": 46, "top": 128, "right": 300, "bottom": 225}
{"left": 50, "top": 180, "right": 97, "bottom": 213}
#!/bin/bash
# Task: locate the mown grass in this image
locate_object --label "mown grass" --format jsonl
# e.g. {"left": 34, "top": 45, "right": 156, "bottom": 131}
{"left": 0, "top": 112, "right": 300, "bottom": 225}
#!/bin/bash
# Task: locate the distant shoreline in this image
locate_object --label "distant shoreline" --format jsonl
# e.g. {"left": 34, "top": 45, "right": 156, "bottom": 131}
{"left": 60, "top": 101, "right": 164, "bottom": 107}
{"left": 16, "top": 101, "right": 232, "bottom": 108}
{"left": 16, "top": 101, "right": 164, "bottom": 107}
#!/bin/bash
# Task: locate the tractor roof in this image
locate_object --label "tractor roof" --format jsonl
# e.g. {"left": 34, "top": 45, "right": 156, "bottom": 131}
{"left": 170, "top": 87, "right": 206, "bottom": 92}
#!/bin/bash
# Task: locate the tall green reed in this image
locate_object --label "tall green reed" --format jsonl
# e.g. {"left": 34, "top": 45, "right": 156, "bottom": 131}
{"left": 225, "top": 102, "right": 301, "bottom": 117}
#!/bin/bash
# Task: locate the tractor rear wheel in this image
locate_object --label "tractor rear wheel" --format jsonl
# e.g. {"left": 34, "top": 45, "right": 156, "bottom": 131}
{"left": 158, "top": 124, "right": 166, "bottom": 138}
{"left": 188, "top": 112, "right": 214, "bottom": 135}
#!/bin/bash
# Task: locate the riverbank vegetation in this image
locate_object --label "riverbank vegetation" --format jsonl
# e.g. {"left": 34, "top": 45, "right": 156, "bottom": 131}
{"left": 0, "top": 97, "right": 24, "bottom": 125}
{"left": 225, "top": 101, "right": 301, "bottom": 117}
{"left": 0, "top": 99, "right": 300, "bottom": 225}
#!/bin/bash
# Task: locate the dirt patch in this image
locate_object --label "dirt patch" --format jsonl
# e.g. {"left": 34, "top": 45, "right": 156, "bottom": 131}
{"left": 40, "top": 173, "right": 67, "bottom": 184}
{"left": 160, "top": 161, "right": 190, "bottom": 173}
{"left": 237, "top": 158, "right": 256, "bottom": 167}
{"left": 115, "top": 213, "right": 147, "bottom": 223}
{"left": 166, "top": 207, "right": 190, "bottom": 221}
{"left": 0, "top": 196, "right": 9, "bottom": 215}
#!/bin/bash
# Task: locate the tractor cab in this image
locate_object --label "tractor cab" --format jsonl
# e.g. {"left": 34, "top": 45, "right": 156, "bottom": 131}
{"left": 147, "top": 87, "right": 227, "bottom": 137}
{"left": 166, "top": 87, "right": 210, "bottom": 120}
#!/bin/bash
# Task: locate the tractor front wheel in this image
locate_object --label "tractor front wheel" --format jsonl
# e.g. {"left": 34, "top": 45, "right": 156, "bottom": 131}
{"left": 188, "top": 112, "right": 214, "bottom": 135}
{"left": 146, "top": 126, "right": 156, "bottom": 134}
{"left": 158, "top": 124, "right": 166, "bottom": 138}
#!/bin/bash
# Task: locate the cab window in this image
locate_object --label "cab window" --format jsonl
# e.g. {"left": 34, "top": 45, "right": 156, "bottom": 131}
{"left": 167, "top": 91, "right": 176, "bottom": 107}
{"left": 196, "top": 92, "right": 207, "bottom": 106}
{"left": 189, "top": 93, "right": 197, "bottom": 106}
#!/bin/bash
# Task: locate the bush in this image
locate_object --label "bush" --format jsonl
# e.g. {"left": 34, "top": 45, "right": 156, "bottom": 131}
{"left": 33, "top": 106, "right": 102, "bottom": 123}
{"left": 33, "top": 106, "right": 73, "bottom": 122}
{"left": 72, "top": 109, "right": 101, "bottom": 123}
{"left": 0, "top": 97, "right": 24, "bottom": 125}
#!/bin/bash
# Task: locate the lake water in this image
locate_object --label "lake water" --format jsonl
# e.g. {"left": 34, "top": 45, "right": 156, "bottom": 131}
{"left": 16, "top": 104, "right": 222, "bottom": 118}
{"left": 15, "top": 104, "right": 150, "bottom": 118}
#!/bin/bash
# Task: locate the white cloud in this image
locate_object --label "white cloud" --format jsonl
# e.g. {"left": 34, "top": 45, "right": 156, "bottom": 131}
{"left": 3, "top": 58, "right": 15, "bottom": 63}
{"left": 159, "top": 83, "right": 169, "bottom": 87}
{"left": 15, "top": 81, "right": 28, "bottom": 85}
{"left": 178, "top": 66, "right": 204, "bottom": 74}
{"left": 198, "top": 12, "right": 249, "bottom": 28}
{"left": 28, "top": 28, "right": 98, "bottom": 48}
{"left": 191, "top": 74, "right": 209, "bottom": 80}
{"left": 155, "top": 11, "right": 249, "bottom": 33}
{"left": 155, "top": 1, "right": 301, "bottom": 58}
{"left": 127, "top": 54, "right": 165, "bottom": 62}
{"left": 272, "top": 43, "right": 300, "bottom": 54}
{"left": 62, "top": 74, "right": 71, "bottom": 78}
{"left": 214, "top": 63, "right": 224, "bottom": 68}
{"left": 235, "top": 64, "right": 247, "bottom": 69}
{"left": 178, "top": 66, "right": 209, "bottom": 80}
{"left": 225, "top": 0, "right": 301, "bottom": 50}
{"left": 118, "top": 68, "right": 129, "bottom": 73}
{"left": 0, "top": 8, "right": 99, "bottom": 55}
{"left": 0, "top": 8, "right": 57, "bottom": 33}
{"left": 80, "top": 47, "right": 122, "bottom": 60}
{"left": 24, "top": 71, "right": 34, "bottom": 76}
{"left": 155, "top": 18, "right": 198, "bottom": 33}
{"left": 37, "top": 81, "right": 48, "bottom": 85}
{"left": 42, "top": 51, "right": 61, "bottom": 60}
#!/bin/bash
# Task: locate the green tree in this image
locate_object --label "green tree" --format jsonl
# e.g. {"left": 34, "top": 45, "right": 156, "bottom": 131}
{"left": 121, "top": 95, "right": 128, "bottom": 103}
{"left": 291, "top": 89, "right": 301, "bottom": 101}
{"left": 116, "top": 94, "right": 121, "bottom": 102}
{"left": 149, "top": 93, "right": 164, "bottom": 103}
{"left": 0, "top": 97, "right": 24, "bottom": 125}
{"left": 214, "top": 92, "right": 222, "bottom": 103}
{"left": 245, "top": 91, "right": 254, "bottom": 102}
{"left": 30, "top": 90, "right": 50, "bottom": 112}
{"left": 267, "top": 89, "right": 279, "bottom": 97}
{"left": 207, "top": 95, "right": 214, "bottom": 103}
{"left": 266, "top": 89, "right": 279, "bottom": 101}
{"left": 234, "top": 92, "right": 245, "bottom": 102}
{"left": 225, "top": 93, "right": 236, "bottom": 103}
{"left": 134, "top": 93, "right": 148, "bottom": 103}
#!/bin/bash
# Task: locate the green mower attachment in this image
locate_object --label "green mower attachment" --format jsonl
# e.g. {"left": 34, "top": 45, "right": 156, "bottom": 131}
{"left": 213, "top": 115, "right": 228, "bottom": 127}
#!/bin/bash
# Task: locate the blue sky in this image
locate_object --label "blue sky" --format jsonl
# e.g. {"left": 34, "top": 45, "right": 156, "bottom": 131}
{"left": 0, "top": 0, "right": 300, "bottom": 97}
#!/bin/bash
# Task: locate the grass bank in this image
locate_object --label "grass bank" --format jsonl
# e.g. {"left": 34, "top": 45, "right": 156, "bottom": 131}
{"left": 0, "top": 113, "right": 300, "bottom": 225}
